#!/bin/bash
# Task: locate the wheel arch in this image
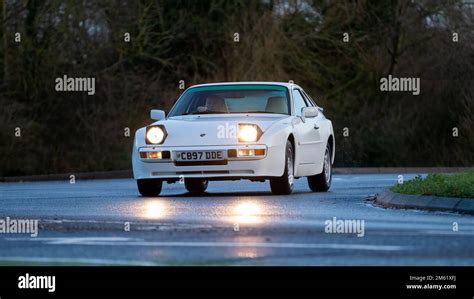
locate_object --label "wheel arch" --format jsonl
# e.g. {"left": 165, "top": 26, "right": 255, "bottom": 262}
{"left": 287, "top": 133, "right": 295, "bottom": 160}
{"left": 327, "top": 134, "right": 335, "bottom": 164}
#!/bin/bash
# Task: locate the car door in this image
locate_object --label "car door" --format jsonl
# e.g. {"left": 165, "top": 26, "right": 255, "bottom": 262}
{"left": 292, "top": 88, "right": 321, "bottom": 167}
{"left": 300, "top": 89, "right": 326, "bottom": 169}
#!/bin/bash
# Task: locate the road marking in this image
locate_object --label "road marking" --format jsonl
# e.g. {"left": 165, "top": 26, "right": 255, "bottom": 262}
{"left": 40, "top": 219, "right": 214, "bottom": 230}
{"left": 20, "top": 237, "right": 132, "bottom": 244}
{"left": 0, "top": 256, "right": 157, "bottom": 266}
{"left": 11, "top": 237, "right": 408, "bottom": 251}
{"left": 423, "top": 230, "right": 474, "bottom": 236}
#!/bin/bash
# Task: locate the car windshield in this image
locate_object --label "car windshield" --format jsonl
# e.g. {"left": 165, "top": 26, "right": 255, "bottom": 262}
{"left": 168, "top": 84, "right": 290, "bottom": 116}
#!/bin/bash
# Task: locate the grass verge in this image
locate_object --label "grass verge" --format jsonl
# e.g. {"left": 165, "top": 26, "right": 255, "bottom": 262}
{"left": 390, "top": 170, "right": 474, "bottom": 199}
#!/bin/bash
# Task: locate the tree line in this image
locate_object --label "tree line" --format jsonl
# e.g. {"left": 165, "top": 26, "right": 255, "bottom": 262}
{"left": 0, "top": 0, "right": 473, "bottom": 176}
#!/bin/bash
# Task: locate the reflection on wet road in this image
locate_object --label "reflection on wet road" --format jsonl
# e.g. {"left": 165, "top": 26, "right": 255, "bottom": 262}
{"left": 0, "top": 174, "right": 473, "bottom": 265}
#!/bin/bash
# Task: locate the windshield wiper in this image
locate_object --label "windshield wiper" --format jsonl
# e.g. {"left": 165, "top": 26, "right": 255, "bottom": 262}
{"left": 180, "top": 110, "right": 225, "bottom": 115}
{"left": 233, "top": 111, "right": 280, "bottom": 114}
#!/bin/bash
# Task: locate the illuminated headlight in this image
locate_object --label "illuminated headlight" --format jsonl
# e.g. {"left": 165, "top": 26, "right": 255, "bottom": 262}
{"left": 238, "top": 124, "right": 262, "bottom": 142}
{"left": 146, "top": 126, "right": 167, "bottom": 144}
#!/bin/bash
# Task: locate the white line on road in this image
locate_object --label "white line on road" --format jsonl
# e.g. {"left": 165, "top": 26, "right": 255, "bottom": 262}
{"left": 0, "top": 256, "right": 157, "bottom": 266}
{"left": 9, "top": 237, "right": 409, "bottom": 251}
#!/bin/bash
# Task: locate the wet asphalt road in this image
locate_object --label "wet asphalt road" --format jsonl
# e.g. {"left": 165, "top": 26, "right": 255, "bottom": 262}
{"left": 0, "top": 174, "right": 473, "bottom": 266}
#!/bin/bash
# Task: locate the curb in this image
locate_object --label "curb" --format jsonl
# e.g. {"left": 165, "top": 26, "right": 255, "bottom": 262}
{"left": 375, "top": 190, "right": 474, "bottom": 215}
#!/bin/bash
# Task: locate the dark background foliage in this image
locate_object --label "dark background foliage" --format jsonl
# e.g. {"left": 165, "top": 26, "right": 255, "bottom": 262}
{"left": 0, "top": 0, "right": 473, "bottom": 176}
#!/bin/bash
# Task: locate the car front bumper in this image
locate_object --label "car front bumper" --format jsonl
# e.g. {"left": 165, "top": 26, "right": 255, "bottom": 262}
{"left": 132, "top": 144, "right": 286, "bottom": 181}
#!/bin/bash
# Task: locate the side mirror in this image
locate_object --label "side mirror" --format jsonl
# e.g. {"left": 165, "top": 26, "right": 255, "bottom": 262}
{"left": 150, "top": 109, "right": 166, "bottom": 121}
{"left": 302, "top": 106, "right": 319, "bottom": 119}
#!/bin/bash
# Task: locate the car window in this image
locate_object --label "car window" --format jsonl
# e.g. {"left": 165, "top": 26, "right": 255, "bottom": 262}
{"left": 292, "top": 89, "right": 308, "bottom": 116}
{"left": 301, "top": 90, "right": 316, "bottom": 107}
{"left": 168, "top": 85, "right": 291, "bottom": 116}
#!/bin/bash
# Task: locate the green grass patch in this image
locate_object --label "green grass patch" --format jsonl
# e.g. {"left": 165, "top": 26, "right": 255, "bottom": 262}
{"left": 390, "top": 170, "right": 474, "bottom": 199}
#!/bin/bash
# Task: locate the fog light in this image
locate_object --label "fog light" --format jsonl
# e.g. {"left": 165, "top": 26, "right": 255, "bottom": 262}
{"left": 237, "top": 149, "right": 255, "bottom": 157}
{"left": 147, "top": 151, "right": 162, "bottom": 159}
{"left": 255, "top": 149, "right": 265, "bottom": 156}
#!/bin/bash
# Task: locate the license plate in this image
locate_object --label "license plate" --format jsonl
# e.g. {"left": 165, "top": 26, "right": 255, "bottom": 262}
{"left": 175, "top": 151, "right": 225, "bottom": 161}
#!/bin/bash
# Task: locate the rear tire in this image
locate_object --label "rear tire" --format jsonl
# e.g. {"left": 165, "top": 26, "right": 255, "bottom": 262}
{"left": 307, "top": 143, "right": 332, "bottom": 192}
{"left": 137, "top": 179, "right": 163, "bottom": 197}
{"left": 270, "top": 140, "right": 294, "bottom": 195}
{"left": 185, "top": 178, "right": 208, "bottom": 194}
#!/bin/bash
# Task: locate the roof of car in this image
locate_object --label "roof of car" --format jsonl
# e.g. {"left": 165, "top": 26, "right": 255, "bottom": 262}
{"left": 188, "top": 81, "right": 302, "bottom": 89}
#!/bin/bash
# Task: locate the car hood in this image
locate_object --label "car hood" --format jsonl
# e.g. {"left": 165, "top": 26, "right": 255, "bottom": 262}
{"left": 154, "top": 114, "right": 288, "bottom": 146}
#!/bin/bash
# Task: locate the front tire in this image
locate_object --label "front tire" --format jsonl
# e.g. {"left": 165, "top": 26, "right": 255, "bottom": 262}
{"left": 270, "top": 140, "right": 294, "bottom": 195}
{"left": 307, "top": 143, "right": 332, "bottom": 192}
{"left": 137, "top": 179, "right": 163, "bottom": 197}
{"left": 185, "top": 178, "right": 208, "bottom": 194}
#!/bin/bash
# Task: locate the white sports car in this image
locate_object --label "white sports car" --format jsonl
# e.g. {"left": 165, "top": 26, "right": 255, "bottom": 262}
{"left": 132, "top": 82, "right": 334, "bottom": 196}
